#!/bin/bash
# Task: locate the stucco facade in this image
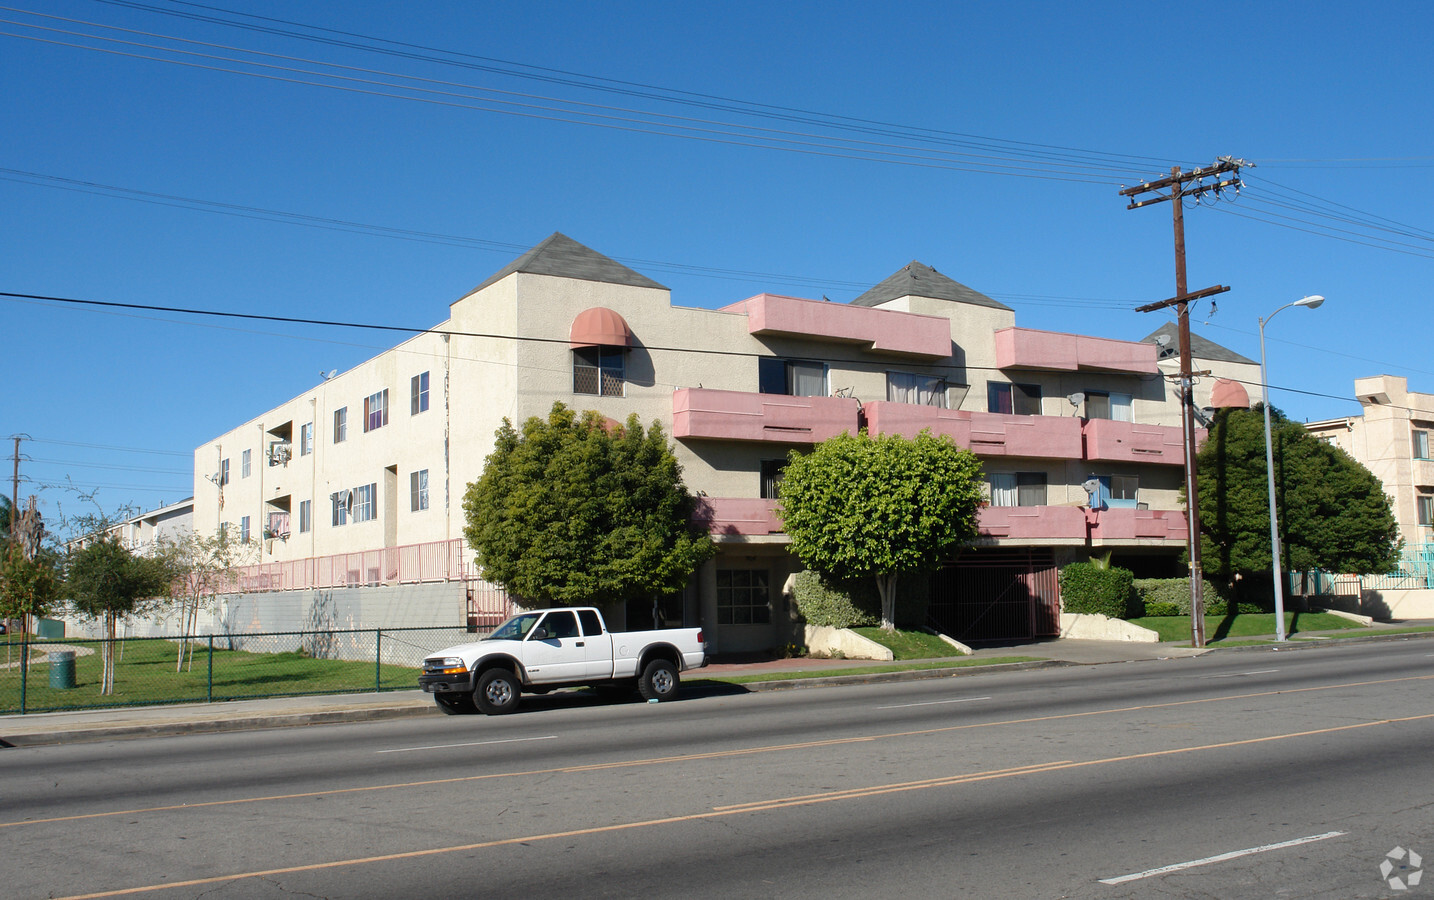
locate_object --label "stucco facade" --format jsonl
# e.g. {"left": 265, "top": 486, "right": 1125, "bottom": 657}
{"left": 1306, "top": 375, "right": 1434, "bottom": 552}
{"left": 195, "top": 234, "right": 1262, "bottom": 651}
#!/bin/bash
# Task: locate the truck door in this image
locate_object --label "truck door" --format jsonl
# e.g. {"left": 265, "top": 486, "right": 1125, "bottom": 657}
{"left": 577, "top": 608, "right": 615, "bottom": 678}
{"left": 521, "top": 610, "right": 586, "bottom": 683}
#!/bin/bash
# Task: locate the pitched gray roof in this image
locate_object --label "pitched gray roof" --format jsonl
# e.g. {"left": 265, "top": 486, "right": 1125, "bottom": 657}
{"left": 850, "top": 261, "right": 1012, "bottom": 311}
{"left": 468, "top": 232, "right": 667, "bottom": 294}
{"left": 1141, "top": 323, "right": 1257, "bottom": 365}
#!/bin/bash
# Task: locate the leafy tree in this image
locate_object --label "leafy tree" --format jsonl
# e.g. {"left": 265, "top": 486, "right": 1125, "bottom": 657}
{"left": 65, "top": 536, "right": 176, "bottom": 694}
{"left": 463, "top": 403, "right": 715, "bottom": 608}
{"left": 1197, "top": 406, "right": 1399, "bottom": 584}
{"left": 155, "top": 529, "right": 254, "bottom": 672}
{"left": 0, "top": 544, "right": 62, "bottom": 670}
{"left": 778, "top": 430, "right": 985, "bottom": 630}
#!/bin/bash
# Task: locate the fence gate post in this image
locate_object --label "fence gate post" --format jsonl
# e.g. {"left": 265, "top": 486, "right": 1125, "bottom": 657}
{"left": 375, "top": 629, "right": 382, "bottom": 692}
{"left": 19, "top": 632, "right": 28, "bottom": 715}
{"left": 207, "top": 635, "right": 214, "bottom": 703}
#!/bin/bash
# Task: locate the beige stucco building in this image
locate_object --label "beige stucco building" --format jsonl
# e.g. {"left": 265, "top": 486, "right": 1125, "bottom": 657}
{"left": 195, "top": 234, "right": 1261, "bottom": 652}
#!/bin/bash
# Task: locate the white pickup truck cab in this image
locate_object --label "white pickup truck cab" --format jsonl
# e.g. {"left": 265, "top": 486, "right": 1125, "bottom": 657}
{"left": 419, "top": 607, "right": 706, "bottom": 715}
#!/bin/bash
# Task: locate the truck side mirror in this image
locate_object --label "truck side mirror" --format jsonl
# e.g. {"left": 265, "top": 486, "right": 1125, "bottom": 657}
{"left": 529, "top": 626, "right": 549, "bottom": 641}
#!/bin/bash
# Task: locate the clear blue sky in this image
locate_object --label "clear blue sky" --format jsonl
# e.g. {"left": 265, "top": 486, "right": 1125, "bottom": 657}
{"left": 5, "top": 0, "right": 1433, "bottom": 532}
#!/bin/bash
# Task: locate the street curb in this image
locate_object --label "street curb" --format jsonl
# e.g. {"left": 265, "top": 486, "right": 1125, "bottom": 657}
{"left": 689, "top": 658, "right": 1069, "bottom": 693}
{"left": 1198, "top": 628, "right": 1434, "bottom": 653}
{"left": 1, "top": 704, "right": 439, "bottom": 747}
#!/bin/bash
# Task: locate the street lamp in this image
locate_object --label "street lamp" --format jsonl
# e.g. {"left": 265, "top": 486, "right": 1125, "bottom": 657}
{"left": 1260, "top": 294, "right": 1325, "bottom": 642}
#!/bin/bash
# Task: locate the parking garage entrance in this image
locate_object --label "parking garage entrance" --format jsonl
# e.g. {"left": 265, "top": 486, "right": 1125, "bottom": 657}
{"left": 928, "top": 549, "right": 1061, "bottom": 643}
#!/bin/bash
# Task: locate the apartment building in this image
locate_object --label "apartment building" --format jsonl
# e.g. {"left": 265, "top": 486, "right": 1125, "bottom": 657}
{"left": 1306, "top": 375, "right": 1434, "bottom": 553}
{"left": 195, "top": 234, "right": 1260, "bottom": 651}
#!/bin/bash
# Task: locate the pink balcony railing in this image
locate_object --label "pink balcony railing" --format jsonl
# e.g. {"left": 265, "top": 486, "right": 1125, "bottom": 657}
{"left": 994, "top": 327, "right": 1159, "bottom": 374}
{"left": 864, "top": 402, "right": 1084, "bottom": 459}
{"left": 1088, "top": 507, "right": 1188, "bottom": 541}
{"left": 1082, "top": 418, "right": 1186, "bottom": 465}
{"left": 976, "top": 505, "right": 1088, "bottom": 540}
{"left": 220, "top": 538, "right": 470, "bottom": 593}
{"left": 721, "top": 293, "right": 952, "bottom": 357}
{"left": 694, "top": 497, "right": 783, "bottom": 536}
{"left": 672, "top": 388, "right": 861, "bottom": 444}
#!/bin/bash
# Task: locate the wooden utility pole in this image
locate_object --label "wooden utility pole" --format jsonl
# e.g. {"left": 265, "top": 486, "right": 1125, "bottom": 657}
{"left": 1121, "top": 158, "right": 1247, "bottom": 647}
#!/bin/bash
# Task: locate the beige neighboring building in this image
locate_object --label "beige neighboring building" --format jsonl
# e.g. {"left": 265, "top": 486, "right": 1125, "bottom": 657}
{"left": 1306, "top": 375, "right": 1434, "bottom": 554}
{"left": 195, "top": 234, "right": 1262, "bottom": 652}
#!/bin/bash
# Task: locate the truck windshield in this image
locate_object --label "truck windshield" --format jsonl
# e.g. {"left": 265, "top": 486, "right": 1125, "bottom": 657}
{"left": 484, "top": 613, "right": 540, "bottom": 641}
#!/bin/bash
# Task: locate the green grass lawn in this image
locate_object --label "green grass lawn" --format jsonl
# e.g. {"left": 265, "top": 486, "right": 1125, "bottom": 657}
{"left": 852, "top": 627, "right": 965, "bottom": 659}
{"left": 1128, "top": 612, "right": 1366, "bottom": 644}
{"left": 0, "top": 635, "right": 420, "bottom": 713}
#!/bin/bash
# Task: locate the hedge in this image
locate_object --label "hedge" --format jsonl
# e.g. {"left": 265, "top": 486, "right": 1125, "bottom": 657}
{"left": 791, "top": 571, "right": 931, "bottom": 629}
{"left": 1131, "top": 577, "right": 1265, "bottom": 617}
{"left": 1059, "top": 563, "right": 1136, "bottom": 619}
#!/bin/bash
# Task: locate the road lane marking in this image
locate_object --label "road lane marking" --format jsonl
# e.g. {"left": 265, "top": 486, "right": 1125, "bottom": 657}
{"left": 1099, "top": 831, "right": 1346, "bottom": 885}
{"left": 376, "top": 735, "right": 557, "bottom": 754}
{"left": 49, "top": 716, "right": 1427, "bottom": 899}
{"left": 1202, "top": 669, "right": 1279, "bottom": 678}
{"left": 876, "top": 696, "right": 990, "bottom": 709}
{"left": 10, "top": 671, "right": 1434, "bottom": 832}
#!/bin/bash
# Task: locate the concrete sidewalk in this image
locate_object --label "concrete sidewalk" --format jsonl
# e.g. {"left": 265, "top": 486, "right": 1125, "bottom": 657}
{"left": 2, "top": 627, "right": 1427, "bottom": 748}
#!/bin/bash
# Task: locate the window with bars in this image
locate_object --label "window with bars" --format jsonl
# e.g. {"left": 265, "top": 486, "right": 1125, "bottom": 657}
{"left": 987, "top": 382, "right": 1042, "bottom": 416}
{"left": 364, "top": 390, "right": 389, "bottom": 432}
{"left": 716, "top": 569, "right": 771, "bottom": 624}
{"left": 759, "top": 459, "right": 788, "bottom": 500}
{"left": 573, "top": 346, "right": 625, "bottom": 396}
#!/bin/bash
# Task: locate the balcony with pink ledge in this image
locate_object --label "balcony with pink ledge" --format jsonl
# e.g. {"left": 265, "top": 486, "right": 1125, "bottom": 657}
{"left": 693, "top": 497, "right": 783, "bottom": 537}
{"left": 994, "top": 327, "right": 1160, "bottom": 374}
{"left": 1082, "top": 418, "right": 1188, "bottom": 466}
{"left": 672, "top": 388, "right": 861, "bottom": 444}
{"left": 719, "top": 293, "right": 952, "bottom": 358}
{"left": 864, "top": 401, "right": 1084, "bottom": 459}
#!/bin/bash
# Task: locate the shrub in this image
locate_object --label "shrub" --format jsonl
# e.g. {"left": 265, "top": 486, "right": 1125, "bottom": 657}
{"left": 791, "top": 571, "right": 877, "bottom": 628}
{"left": 1060, "top": 563, "right": 1136, "bottom": 619}
{"left": 1132, "top": 577, "right": 1263, "bottom": 616}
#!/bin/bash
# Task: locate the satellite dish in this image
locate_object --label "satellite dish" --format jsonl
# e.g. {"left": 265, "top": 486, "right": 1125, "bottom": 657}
{"left": 1067, "top": 392, "right": 1085, "bottom": 409}
{"left": 1154, "top": 334, "right": 1171, "bottom": 347}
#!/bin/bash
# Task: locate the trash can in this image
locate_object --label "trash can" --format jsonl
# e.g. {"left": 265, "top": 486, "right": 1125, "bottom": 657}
{"left": 48, "top": 651, "right": 76, "bottom": 690}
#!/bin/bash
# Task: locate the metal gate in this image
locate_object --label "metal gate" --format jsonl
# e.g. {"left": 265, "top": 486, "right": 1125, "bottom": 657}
{"left": 928, "top": 550, "right": 1060, "bottom": 643}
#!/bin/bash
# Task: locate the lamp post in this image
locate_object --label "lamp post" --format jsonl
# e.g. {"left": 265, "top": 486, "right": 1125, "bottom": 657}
{"left": 1260, "top": 295, "right": 1325, "bottom": 642}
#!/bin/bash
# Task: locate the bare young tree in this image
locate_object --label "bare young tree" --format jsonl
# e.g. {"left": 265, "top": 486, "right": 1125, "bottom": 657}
{"left": 157, "top": 529, "right": 254, "bottom": 672}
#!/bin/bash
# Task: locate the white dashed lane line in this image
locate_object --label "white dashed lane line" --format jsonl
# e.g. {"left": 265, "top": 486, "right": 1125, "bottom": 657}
{"left": 876, "top": 697, "right": 991, "bottom": 710}
{"left": 1099, "top": 831, "right": 1347, "bottom": 885}
{"left": 378, "top": 736, "right": 558, "bottom": 754}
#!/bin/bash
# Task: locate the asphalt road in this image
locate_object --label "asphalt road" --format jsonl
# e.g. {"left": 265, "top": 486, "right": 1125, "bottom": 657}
{"left": 5, "top": 639, "right": 1433, "bottom": 899}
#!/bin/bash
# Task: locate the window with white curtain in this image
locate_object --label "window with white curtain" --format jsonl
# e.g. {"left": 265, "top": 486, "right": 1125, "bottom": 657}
{"left": 989, "top": 473, "right": 1018, "bottom": 507}
{"left": 887, "top": 371, "right": 947, "bottom": 407}
{"left": 1086, "top": 391, "right": 1134, "bottom": 421}
{"left": 759, "top": 358, "right": 827, "bottom": 397}
{"left": 989, "top": 472, "right": 1047, "bottom": 507}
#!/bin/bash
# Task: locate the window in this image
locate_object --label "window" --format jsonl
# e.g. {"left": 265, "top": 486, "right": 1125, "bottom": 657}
{"left": 887, "top": 371, "right": 947, "bottom": 407}
{"left": 300, "top": 422, "right": 313, "bottom": 456}
{"left": 241, "top": 449, "right": 251, "bottom": 479}
{"left": 364, "top": 389, "right": 389, "bottom": 432}
{"left": 333, "top": 407, "right": 347, "bottom": 443}
{"left": 537, "top": 610, "right": 580, "bottom": 639}
{"left": 759, "top": 358, "right": 827, "bottom": 397}
{"left": 299, "top": 499, "right": 312, "bottom": 534}
{"left": 331, "top": 491, "right": 349, "bottom": 527}
{"left": 240, "top": 516, "right": 251, "bottom": 543}
{"left": 716, "top": 569, "right": 771, "bottom": 624}
{"left": 1414, "top": 430, "right": 1430, "bottom": 460}
{"left": 1098, "top": 475, "right": 1139, "bottom": 509}
{"left": 1085, "top": 391, "right": 1134, "bottom": 422}
{"left": 759, "top": 459, "right": 788, "bottom": 499}
{"left": 411, "top": 371, "right": 430, "bottom": 414}
{"left": 573, "top": 346, "right": 625, "bottom": 396}
{"left": 987, "top": 382, "right": 1042, "bottom": 416}
{"left": 410, "top": 469, "right": 429, "bottom": 512}
{"left": 352, "top": 483, "right": 377, "bottom": 523}
{"left": 987, "top": 472, "right": 1047, "bottom": 507}
{"left": 577, "top": 609, "right": 603, "bottom": 636}
{"left": 219, "top": 458, "right": 229, "bottom": 486}
{"left": 1419, "top": 494, "right": 1434, "bottom": 527}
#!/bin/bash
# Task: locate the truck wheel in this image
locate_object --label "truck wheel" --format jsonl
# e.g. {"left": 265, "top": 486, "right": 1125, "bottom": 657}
{"left": 475, "top": 668, "right": 521, "bottom": 715}
{"left": 433, "top": 692, "right": 476, "bottom": 715}
{"left": 638, "top": 659, "right": 679, "bottom": 702}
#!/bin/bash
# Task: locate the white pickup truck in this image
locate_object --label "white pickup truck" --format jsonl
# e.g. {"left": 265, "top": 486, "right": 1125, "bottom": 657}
{"left": 419, "top": 607, "right": 706, "bottom": 715}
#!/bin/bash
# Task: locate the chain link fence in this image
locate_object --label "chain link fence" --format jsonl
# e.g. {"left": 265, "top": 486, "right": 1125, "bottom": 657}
{"left": 0, "top": 626, "right": 481, "bottom": 715}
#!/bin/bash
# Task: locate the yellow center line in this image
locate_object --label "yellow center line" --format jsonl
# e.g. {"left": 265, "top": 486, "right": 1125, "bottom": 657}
{"left": 51, "top": 711, "right": 1434, "bottom": 900}
{"left": 8, "top": 671, "right": 1432, "bottom": 832}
